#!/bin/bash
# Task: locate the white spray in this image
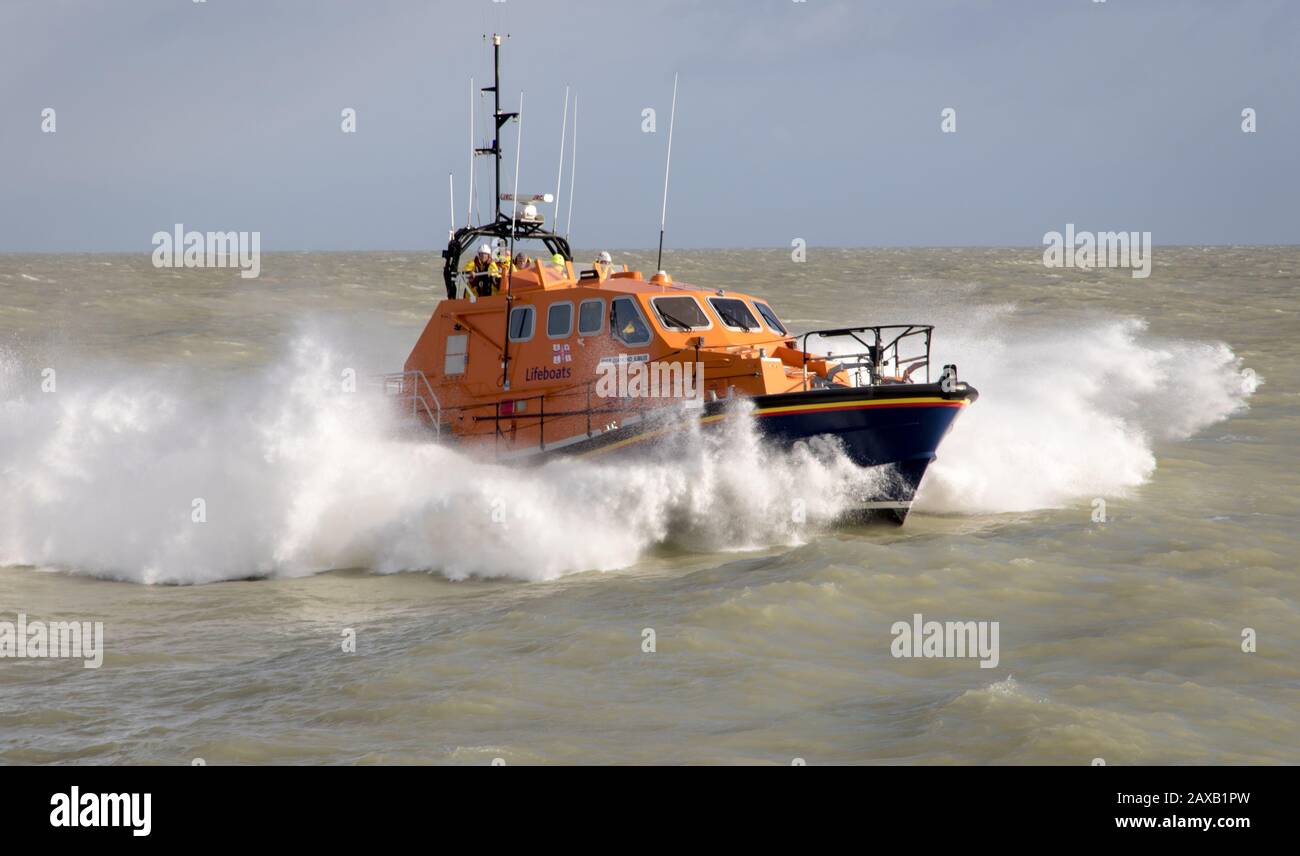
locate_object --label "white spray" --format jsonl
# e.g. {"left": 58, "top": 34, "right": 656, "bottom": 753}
{"left": 0, "top": 336, "right": 872, "bottom": 584}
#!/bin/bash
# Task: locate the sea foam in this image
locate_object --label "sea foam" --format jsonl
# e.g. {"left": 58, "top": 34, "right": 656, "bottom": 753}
{"left": 0, "top": 335, "right": 872, "bottom": 584}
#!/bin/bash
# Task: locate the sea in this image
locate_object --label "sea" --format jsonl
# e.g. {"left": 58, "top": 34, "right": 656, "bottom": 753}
{"left": 1, "top": 246, "right": 1295, "bottom": 764}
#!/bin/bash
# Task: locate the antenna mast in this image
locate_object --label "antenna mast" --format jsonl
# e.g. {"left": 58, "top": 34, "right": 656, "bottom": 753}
{"left": 566, "top": 97, "right": 578, "bottom": 241}
{"left": 656, "top": 73, "right": 678, "bottom": 273}
{"left": 553, "top": 86, "right": 569, "bottom": 230}
{"left": 501, "top": 90, "right": 524, "bottom": 392}
{"left": 466, "top": 78, "right": 475, "bottom": 226}
{"left": 507, "top": 91, "right": 525, "bottom": 291}
{"left": 474, "top": 34, "right": 516, "bottom": 223}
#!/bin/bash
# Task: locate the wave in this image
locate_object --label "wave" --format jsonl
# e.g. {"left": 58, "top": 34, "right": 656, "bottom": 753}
{"left": 0, "top": 306, "right": 1258, "bottom": 583}
{"left": 915, "top": 311, "right": 1259, "bottom": 513}
{"left": 0, "top": 335, "right": 873, "bottom": 584}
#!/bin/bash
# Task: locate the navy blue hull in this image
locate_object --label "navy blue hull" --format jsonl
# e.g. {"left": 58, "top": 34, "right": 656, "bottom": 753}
{"left": 747, "top": 383, "right": 975, "bottom": 523}
{"left": 550, "top": 382, "right": 976, "bottom": 524}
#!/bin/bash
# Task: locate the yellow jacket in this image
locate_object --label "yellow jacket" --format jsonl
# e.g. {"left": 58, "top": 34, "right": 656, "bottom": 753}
{"left": 463, "top": 258, "right": 500, "bottom": 295}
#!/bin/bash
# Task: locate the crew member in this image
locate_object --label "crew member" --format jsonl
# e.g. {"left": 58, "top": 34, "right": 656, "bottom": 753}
{"left": 594, "top": 250, "right": 614, "bottom": 278}
{"left": 462, "top": 244, "right": 500, "bottom": 296}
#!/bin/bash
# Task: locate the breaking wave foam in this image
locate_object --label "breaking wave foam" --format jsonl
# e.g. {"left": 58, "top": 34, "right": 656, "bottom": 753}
{"left": 0, "top": 306, "right": 1259, "bottom": 583}
{"left": 915, "top": 311, "right": 1259, "bottom": 513}
{"left": 0, "top": 336, "right": 874, "bottom": 584}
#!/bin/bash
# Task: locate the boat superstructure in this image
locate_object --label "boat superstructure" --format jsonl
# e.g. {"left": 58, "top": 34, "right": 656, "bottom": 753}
{"left": 385, "top": 35, "right": 977, "bottom": 523}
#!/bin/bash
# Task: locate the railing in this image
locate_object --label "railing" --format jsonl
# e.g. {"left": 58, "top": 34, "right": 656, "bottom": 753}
{"left": 470, "top": 383, "right": 640, "bottom": 452}
{"left": 378, "top": 370, "right": 443, "bottom": 438}
{"left": 467, "top": 372, "right": 700, "bottom": 453}
{"left": 800, "top": 325, "right": 934, "bottom": 390}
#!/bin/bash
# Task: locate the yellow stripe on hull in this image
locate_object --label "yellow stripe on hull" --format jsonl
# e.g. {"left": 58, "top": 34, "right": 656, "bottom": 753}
{"left": 754, "top": 396, "right": 967, "bottom": 416}
{"left": 578, "top": 397, "right": 966, "bottom": 457}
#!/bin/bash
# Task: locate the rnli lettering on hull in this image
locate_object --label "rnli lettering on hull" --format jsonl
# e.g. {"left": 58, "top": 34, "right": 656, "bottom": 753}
{"left": 524, "top": 366, "right": 572, "bottom": 382}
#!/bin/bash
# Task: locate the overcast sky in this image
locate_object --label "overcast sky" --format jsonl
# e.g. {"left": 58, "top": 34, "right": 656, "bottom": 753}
{"left": 1, "top": 0, "right": 1296, "bottom": 251}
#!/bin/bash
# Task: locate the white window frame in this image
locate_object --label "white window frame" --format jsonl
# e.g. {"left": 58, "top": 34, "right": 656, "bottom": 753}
{"left": 577, "top": 298, "right": 605, "bottom": 336}
{"left": 508, "top": 305, "right": 536, "bottom": 343}
{"left": 707, "top": 296, "right": 761, "bottom": 332}
{"left": 547, "top": 300, "right": 575, "bottom": 339}
{"left": 610, "top": 297, "right": 653, "bottom": 347}
{"left": 444, "top": 333, "right": 468, "bottom": 375}
{"left": 650, "top": 295, "right": 713, "bottom": 332}
{"left": 752, "top": 300, "right": 788, "bottom": 336}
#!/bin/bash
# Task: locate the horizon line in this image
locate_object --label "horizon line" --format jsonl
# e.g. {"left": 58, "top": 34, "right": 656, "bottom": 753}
{"left": 2, "top": 242, "right": 1298, "bottom": 256}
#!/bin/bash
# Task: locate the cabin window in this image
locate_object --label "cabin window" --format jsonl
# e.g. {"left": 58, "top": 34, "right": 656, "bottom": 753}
{"left": 508, "top": 305, "right": 535, "bottom": 342}
{"left": 578, "top": 299, "right": 604, "bottom": 335}
{"left": 708, "top": 297, "right": 759, "bottom": 332}
{"left": 444, "top": 333, "right": 468, "bottom": 375}
{"left": 547, "top": 302, "right": 574, "bottom": 338}
{"left": 753, "top": 301, "right": 787, "bottom": 335}
{"left": 651, "top": 296, "right": 712, "bottom": 332}
{"left": 610, "top": 297, "right": 651, "bottom": 347}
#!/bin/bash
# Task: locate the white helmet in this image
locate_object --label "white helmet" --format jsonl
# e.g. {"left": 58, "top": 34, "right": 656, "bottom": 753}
{"left": 598, "top": 251, "right": 612, "bottom": 263}
{"left": 477, "top": 243, "right": 492, "bottom": 256}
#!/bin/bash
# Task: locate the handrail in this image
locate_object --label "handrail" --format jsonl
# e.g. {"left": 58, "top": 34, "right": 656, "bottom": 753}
{"left": 378, "top": 370, "right": 443, "bottom": 438}
{"left": 465, "top": 371, "right": 697, "bottom": 452}
{"left": 799, "top": 324, "right": 935, "bottom": 391}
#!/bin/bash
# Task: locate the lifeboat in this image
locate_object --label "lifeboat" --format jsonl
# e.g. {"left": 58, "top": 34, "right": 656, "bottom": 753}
{"left": 384, "top": 36, "right": 978, "bottom": 524}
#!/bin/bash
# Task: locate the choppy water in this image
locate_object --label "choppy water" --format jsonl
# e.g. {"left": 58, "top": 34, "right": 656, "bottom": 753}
{"left": 1, "top": 247, "right": 1296, "bottom": 764}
